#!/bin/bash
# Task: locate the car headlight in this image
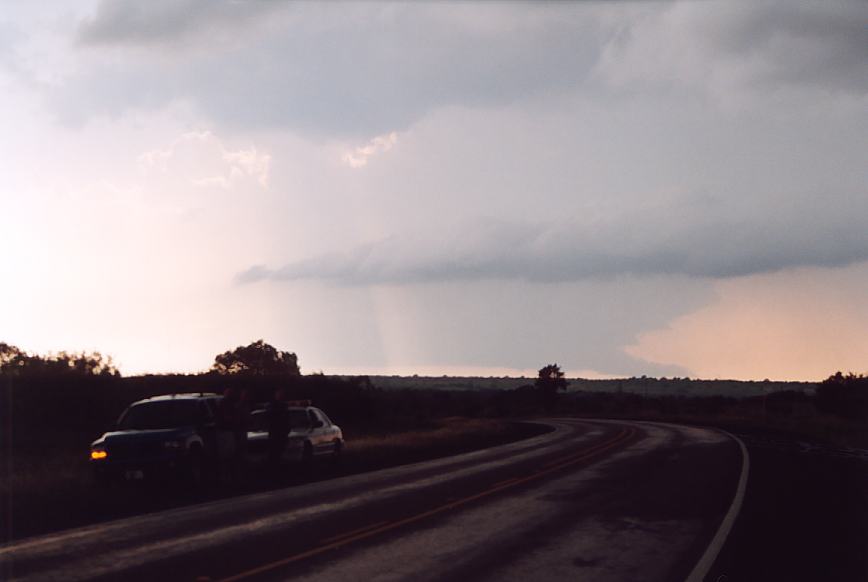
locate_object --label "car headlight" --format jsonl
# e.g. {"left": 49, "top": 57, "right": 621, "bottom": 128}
{"left": 163, "top": 440, "right": 183, "bottom": 450}
{"left": 90, "top": 449, "right": 108, "bottom": 460}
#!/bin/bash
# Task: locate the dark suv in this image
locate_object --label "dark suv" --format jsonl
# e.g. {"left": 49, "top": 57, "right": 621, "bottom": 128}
{"left": 89, "top": 393, "right": 222, "bottom": 484}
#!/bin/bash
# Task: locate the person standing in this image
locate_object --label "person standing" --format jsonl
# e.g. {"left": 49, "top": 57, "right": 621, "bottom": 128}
{"left": 216, "top": 387, "right": 240, "bottom": 482}
{"left": 234, "top": 388, "right": 253, "bottom": 480}
{"left": 266, "top": 388, "right": 291, "bottom": 475}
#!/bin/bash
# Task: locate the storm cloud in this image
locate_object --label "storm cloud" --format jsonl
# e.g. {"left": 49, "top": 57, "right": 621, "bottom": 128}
{"left": 57, "top": 1, "right": 868, "bottom": 136}
{"left": 65, "top": 3, "right": 604, "bottom": 136}
{"left": 597, "top": 0, "right": 868, "bottom": 97}
{"left": 77, "top": 0, "right": 278, "bottom": 47}
{"left": 239, "top": 190, "right": 868, "bottom": 285}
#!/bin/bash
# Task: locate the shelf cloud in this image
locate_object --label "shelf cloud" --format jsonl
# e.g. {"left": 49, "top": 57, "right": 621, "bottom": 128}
{"left": 239, "top": 191, "right": 868, "bottom": 285}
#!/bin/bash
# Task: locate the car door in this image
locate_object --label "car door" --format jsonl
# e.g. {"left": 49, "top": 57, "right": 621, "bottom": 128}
{"left": 307, "top": 409, "right": 330, "bottom": 455}
{"left": 315, "top": 409, "right": 341, "bottom": 444}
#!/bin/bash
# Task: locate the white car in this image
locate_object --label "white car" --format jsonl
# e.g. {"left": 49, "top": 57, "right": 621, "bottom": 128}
{"left": 246, "top": 403, "right": 344, "bottom": 464}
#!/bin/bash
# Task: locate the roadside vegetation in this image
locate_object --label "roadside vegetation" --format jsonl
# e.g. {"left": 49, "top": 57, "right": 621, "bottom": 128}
{"left": 2, "top": 340, "right": 866, "bottom": 541}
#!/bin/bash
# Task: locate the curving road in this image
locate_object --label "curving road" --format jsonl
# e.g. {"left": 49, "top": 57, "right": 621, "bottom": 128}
{"left": 1, "top": 420, "right": 746, "bottom": 582}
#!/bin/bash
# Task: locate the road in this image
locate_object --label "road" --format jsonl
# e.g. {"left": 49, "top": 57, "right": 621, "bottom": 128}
{"left": 1, "top": 420, "right": 745, "bottom": 582}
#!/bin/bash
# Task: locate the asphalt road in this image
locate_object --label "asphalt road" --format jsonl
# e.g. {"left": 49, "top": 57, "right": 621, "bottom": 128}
{"left": 1, "top": 420, "right": 744, "bottom": 582}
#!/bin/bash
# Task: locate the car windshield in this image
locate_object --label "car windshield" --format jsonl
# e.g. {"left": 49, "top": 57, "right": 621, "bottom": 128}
{"left": 118, "top": 400, "right": 201, "bottom": 430}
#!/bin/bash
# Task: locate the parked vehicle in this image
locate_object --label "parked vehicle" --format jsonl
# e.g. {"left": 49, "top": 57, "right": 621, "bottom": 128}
{"left": 89, "top": 393, "right": 222, "bottom": 484}
{"left": 246, "top": 402, "right": 344, "bottom": 465}
{"left": 90, "top": 394, "right": 343, "bottom": 485}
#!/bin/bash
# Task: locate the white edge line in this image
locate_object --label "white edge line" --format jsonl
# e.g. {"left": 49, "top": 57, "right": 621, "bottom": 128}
{"left": 685, "top": 429, "right": 750, "bottom": 582}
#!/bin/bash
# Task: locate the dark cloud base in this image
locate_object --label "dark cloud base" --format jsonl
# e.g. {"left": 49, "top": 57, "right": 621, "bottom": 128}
{"left": 238, "top": 205, "right": 868, "bottom": 286}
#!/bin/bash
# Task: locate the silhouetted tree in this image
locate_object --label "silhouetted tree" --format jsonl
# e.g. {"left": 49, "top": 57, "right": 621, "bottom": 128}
{"left": 535, "top": 364, "right": 568, "bottom": 393}
{"left": 535, "top": 364, "right": 568, "bottom": 411}
{"left": 0, "top": 342, "right": 119, "bottom": 377}
{"left": 0, "top": 342, "right": 25, "bottom": 373}
{"left": 212, "top": 340, "right": 300, "bottom": 376}
{"left": 815, "top": 371, "right": 868, "bottom": 420}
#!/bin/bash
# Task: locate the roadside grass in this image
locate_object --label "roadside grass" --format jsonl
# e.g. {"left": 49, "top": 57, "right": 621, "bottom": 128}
{"left": 713, "top": 413, "right": 868, "bottom": 449}
{"left": 1, "top": 453, "right": 90, "bottom": 503}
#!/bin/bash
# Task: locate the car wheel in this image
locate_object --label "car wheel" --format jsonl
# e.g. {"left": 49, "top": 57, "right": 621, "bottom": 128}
{"left": 331, "top": 440, "right": 342, "bottom": 463}
{"left": 301, "top": 442, "right": 313, "bottom": 465}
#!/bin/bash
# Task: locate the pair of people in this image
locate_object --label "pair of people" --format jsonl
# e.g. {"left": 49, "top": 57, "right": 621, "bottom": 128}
{"left": 218, "top": 386, "right": 293, "bottom": 477}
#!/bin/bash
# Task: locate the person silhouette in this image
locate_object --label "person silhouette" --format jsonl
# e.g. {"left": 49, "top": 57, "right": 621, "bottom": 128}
{"left": 216, "top": 387, "right": 240, "bottom": 482}
{"left": 266, "top": 387, "right": 291, "bottom": 475}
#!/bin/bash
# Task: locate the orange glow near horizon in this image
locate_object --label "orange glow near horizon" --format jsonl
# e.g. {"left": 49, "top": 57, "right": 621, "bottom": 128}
{"left": 626, "top": 264, "right": 868, "bottom": 381}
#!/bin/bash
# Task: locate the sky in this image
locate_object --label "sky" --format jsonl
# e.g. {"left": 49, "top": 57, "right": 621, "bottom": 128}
{"left": 1, "top": 1, "right": 866, "bottom": 381}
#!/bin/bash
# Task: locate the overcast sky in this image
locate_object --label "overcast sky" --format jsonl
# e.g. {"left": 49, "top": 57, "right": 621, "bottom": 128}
{"left": 2, "top": 1, "right": 866, "bottom": 380}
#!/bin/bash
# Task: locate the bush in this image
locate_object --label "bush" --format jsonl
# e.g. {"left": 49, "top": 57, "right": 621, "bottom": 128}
{"left": 815, "top": 372, "right": 868, "bottom": 421}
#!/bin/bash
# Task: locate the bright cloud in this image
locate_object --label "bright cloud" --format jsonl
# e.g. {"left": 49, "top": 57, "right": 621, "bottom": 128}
{"left": 138, "top": 130, "right": 271, "bottom": 188}
{"left": 342, "top": 132, "right": 398, "bottom": 168}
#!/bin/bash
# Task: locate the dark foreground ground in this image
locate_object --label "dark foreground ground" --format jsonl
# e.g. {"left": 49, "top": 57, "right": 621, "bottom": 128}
{"left": 2, "top": 419, "right": 740, "bottom": 582}
{"left": 5, "top": 419, "right": 868, "bottom": 582}
{"left": 710, "top": 428, "right": 868, "bottom": 581}
{"left": 2, "top": 419, "right": 549, "bottom": 543}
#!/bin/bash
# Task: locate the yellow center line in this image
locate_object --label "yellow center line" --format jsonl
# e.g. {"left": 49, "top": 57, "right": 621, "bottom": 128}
{"left": 541, "top": 428, "right": 629, "bottom": 468}
{"left": 215, "top": 427, "right": 636, "bottom": 582}
{"left": 319, "top": 521, "right": 390, "bottom": 545}
{"left": 490, "top": 477, "right": 522, "bottom": 488}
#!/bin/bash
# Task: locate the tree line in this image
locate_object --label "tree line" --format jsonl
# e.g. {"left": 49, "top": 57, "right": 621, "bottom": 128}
{"left": 0, "top": 342, "right": 119, "bottom": 377}
{"left": 4, "top": 338, "right": 866, "bottom": 435}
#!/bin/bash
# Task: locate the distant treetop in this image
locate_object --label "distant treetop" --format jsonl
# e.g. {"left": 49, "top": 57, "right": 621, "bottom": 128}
{"left": 212, "top": 339, "right": 300, "bottom": 376}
